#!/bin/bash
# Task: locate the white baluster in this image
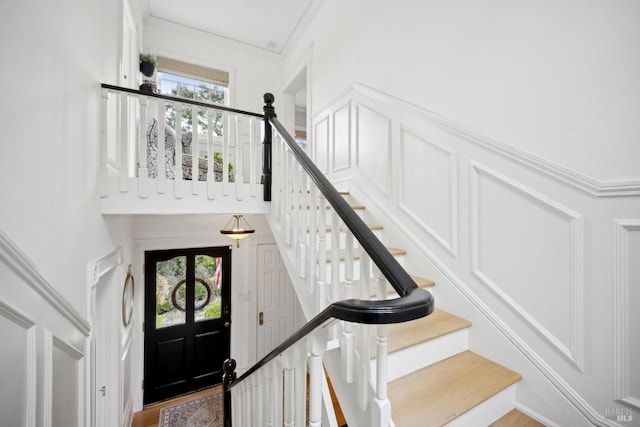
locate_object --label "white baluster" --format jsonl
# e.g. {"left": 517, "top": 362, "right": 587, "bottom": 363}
{"left": 249, "top": 117, "right": 257, "bottom": 198}
{"left": 308, "top": 329, "right": 328, "bottom": 427}
{"left": 264, "top": 362, "right": 275, "bottom": 427}
{"left": 174, "top": 104, "right": 184, "bottom": 199}
{"left": 373, "top": 265, "right": 387, "bottom": 300}
{"left": 372, "top": 323, "right": 391, "bottom": 427}
{"left": 358, "top": 252, "right": 371, "bottom": 410}
{"left": 272, "top": 358, "right": 283, "bottom": 427}
{"left": 100, "top": 89, "right": 110, "bottom": 197}
{"left": 331, "top": 210, "right": 340, "bottom": 302}
{"left": 299, "top": 205, "right": 307, "bottom": 279}
{"left": 255, "top": 370, "right": 265, "bottom": 427}
{"left": 191, "top": 104, "right": 199, "bottom": 195}
{"left": 137, "top": 96, "right": 148, "bottom": 198}
{"left": 222, "top": 112, "right": 230, "bottom": 195}
{"left": 284, "top": 149, "right": 293, "bottom": 246}
{"left": 206, "top": 110, "right": 216, "bottom": 200}
{"left": 119, "top": 92, "right": 129, "bottom": 192}
{"left": 283, "top": 350, "right": 295, "bottom": 427}
{"left": 294, "top": 343, "right": 308, "bottom": 427}
{"left": 308, "top": 185, "right": 318, "bottom": 295}
{"left": 235, "top": 115, "right": 244, "bottom": 200}
{"left": 317, "top": 194, "right": 327, "bottom": 313}
{"left": 341, "top": 228, "right": 355, "bottom": 383}
{"left": 156, "top": 100, "right": 166, "bottom": 194}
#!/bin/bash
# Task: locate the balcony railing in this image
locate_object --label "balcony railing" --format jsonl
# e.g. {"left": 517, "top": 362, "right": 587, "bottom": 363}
{"left": 99, "top": 84, "right": 269, "bottom": 214}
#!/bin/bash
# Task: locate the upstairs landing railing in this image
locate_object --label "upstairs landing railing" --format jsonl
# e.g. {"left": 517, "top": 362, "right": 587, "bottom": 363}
{"left": 223, "top": 94, "right": 434, "bottom": 427}
{"left": 100, "top": 84, "right": 265, "bottom": 205}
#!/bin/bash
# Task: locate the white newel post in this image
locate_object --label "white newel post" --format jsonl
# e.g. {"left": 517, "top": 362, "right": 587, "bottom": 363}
{"left": 137, "top": 96, "right": 148, "bottom": 198}
{"left": 264, "top": 363, "right": 275, "bottom": 427}
{"left": 100, "top": 89, "right": 110, "bottom": 197}
{"left": 308, "top": 329, "right": 328, "bottom": 427}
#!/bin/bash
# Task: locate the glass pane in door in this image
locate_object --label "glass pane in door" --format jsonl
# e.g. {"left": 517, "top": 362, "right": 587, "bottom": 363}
{"left": 194, "top": 255, "right": 222, "bottom": 322}
{"left": 156, "top": 256, "right": 186, "bottom": 329}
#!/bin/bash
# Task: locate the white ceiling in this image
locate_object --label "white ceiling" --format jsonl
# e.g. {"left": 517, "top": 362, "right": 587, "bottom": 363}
{"left": 144, "top": 0, "right": 315, "bottom": 54}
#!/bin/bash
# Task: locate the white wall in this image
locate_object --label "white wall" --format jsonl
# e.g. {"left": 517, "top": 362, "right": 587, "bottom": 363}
{"left": 284, "top": 1, "right": 640, "bottom": 425}
{"left": 0, "top": 0, "right": 139, "bottom": 317}
{"left": 284, "top": 0, "right": 640, "bottom": 184}
{"left": 144, "top": 17, "right": 282, "bottom": 115}
{"left": 0, "top": 0, "right": 143, "bottom": 424}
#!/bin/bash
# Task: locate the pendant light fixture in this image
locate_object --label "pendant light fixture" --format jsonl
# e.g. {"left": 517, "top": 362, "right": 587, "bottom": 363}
{"left": 220, "top": 214, "right": 255, "bottom": 248}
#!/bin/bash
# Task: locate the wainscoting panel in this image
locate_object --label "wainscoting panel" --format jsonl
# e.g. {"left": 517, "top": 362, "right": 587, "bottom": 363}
{"left": 399, "top": 126, "right": 458, "bottom": 255}
{"left": 50, "top": 332, "right": 85, "bottom": 427}
{"left": 471, "top": 162, "right": 584, "bottom": 369}
{"left": 615, "top": 220, "right": 640, "bottom": 409}
{"left": 314, "top": 83, "right": 638, "bottom": 426}
{"left": 332, "top": 102, "right": 351, "bottom": 172}
{"left": 0, "top": 228, "right": 89, "bottom": 427}
{"left": 355, "top": 104, "right": 392, "bottom": 197}
{"left": 314, "top": 117, "right": 329, "bottom": 174}
{"left": 0, "top": 301, "right": 36, "bottom": 427}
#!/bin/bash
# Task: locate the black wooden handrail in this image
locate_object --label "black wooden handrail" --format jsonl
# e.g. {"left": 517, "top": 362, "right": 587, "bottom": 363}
{"left": 100, "top": 83, "right": 264, "bottom": 118}
{"left": 223, "top": 94, "right": 434, "bottom": 424}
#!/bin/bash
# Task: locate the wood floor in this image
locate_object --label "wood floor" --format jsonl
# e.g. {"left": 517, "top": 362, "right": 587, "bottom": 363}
{"left": 131, "top": 386, "right": 222, "bottom": 427}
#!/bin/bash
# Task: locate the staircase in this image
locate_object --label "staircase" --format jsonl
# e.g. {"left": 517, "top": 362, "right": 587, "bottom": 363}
{"left": 327, "top": 191, "right": 544, "bottom": 426}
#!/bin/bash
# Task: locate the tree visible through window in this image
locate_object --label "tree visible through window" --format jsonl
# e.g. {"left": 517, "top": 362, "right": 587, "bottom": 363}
{"left": 158, "top": 70, "right": 227, "bottom": 136}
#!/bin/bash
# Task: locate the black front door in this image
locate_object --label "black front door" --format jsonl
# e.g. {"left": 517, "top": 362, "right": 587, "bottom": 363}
{"left": 144, "top": 246, "right": 231, "bottom": 404}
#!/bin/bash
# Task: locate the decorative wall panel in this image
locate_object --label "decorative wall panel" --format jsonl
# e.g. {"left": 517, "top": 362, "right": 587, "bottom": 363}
{"left": 615, "top": 220, "right": 640, "bottom": 409}
{"left": 399, "top": 126, "right": 458, "bottom": 255}
{"left": 471, "top": 162, "right": 584, "bottom": 369}
{"left": 355, "top": 104, "right": 391, "bottom": 197}
{"left": 0, "top": 301, "right": 36, "bottom": 427}
{"left": 332, "top": 103, "right": 351, "bottom": 172}
{"left": 314, "top": 117, "right": 329, "bottom": 174}
{"left": 51, "top": 334, "right": 84, "bottom": 427}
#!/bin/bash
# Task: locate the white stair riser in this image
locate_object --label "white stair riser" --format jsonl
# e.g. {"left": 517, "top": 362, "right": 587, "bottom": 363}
{"left": 444, "top": 383, "right": 517, "bottom": 427}
{"left": 370, "top": 328, "right": 469, "bottom": 384}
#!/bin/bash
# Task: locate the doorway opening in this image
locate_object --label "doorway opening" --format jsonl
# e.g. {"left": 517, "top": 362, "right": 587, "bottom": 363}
{"left": 143, "top": 246, "right": 231, "bottom": 405}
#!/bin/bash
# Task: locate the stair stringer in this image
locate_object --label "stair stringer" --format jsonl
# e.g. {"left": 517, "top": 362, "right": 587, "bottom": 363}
{"left": 338, "top": 179, "right": 610, "bottom": 427}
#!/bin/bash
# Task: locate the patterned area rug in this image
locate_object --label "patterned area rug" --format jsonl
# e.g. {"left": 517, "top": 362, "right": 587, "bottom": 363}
{"left": 159, "top": 393, "right": 223, "bottom": 427}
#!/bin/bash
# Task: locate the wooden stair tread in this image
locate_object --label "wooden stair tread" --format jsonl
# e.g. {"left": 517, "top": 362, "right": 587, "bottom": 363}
{"left": 376, "top": 309, "right": 471, "bottom": 355}
{"left": 409, "top": 274, "right": 435, "bottom": 289}
{"left": 388, "top": 351, "right": 522, "bottom": 427}
{"left": 489, "top": 409, "right": 545, "bottom": 426}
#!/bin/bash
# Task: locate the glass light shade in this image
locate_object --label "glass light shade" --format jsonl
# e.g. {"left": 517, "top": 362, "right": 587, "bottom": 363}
{"left": 220, "top": 215, "right": 255, "bottom": 247}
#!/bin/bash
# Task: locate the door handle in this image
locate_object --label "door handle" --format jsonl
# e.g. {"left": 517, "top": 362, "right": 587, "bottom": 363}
{"left": 224, "top": 321, "right": 230, "bottom": 328}
{"left": 258, "top": 312, "right": 264, "bottom": 326}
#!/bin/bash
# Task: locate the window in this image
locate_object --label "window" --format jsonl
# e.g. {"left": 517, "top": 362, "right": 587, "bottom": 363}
{"left": 157, "top": 56, "right": 230, "bottom": 137}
